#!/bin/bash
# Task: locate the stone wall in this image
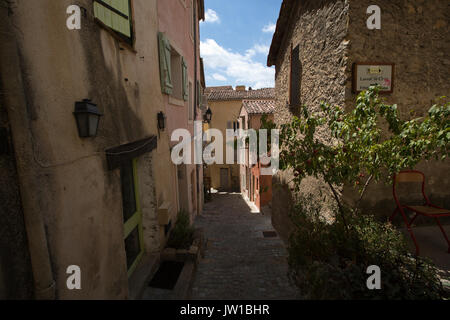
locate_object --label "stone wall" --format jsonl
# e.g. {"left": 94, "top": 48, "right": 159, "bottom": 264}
{"left": 137, "top": 154, "right": 159, "bottom": 253}
{"left": 272, "top": 0, "right": 450, "bottom": 241}
{"left": 272, "top": 0, "right": 350, "bottom": 241}
{"left": 344, "top": 0, "right": 450, "bottom": 218}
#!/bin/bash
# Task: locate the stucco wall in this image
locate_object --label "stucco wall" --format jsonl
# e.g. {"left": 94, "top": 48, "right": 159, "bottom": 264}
{"left": 158, "top": 0, "right": 203, "bottom": 220}
{"left": 207, "top": 100, "right": 242, "bottom": 190}
{"left": 0, "top": 105, "right": 33, "bottom": 299}
{"left": 1, "top": 0, "right": 166, "bottom": 299}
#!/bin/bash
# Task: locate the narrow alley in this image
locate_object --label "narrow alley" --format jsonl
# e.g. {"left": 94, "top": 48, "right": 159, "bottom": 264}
{"left": 189, "top": 193, "right": 299, "bottom": 300}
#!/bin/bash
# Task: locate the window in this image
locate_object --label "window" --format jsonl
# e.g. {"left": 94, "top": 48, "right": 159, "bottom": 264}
{"left": 171, "top": 50, "right": 183, "bottom": 100}
{"left": 158, "top": 32, "right": 188, "bottom": 101}
{"left": 120, "top": 159, "right": 144, "bottom": 277}
{"left": 290, "top": 44, "right": 301, "bottom": 107}
{"left": 229, "top": 121, "right": 239, "bottom": 131}
{"left": 94, "top": 0, "right": 133, "bottom": 44}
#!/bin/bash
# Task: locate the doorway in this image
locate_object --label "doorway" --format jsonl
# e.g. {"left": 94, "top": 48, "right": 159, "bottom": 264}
{"left": 220, "top": 168, "right": 229, "bottom": 191}
{"left": 120, "top": 159, "right": 144, "bottom": 278}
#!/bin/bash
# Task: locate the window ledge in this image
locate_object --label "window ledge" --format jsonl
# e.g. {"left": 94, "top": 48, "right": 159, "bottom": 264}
{"left": 169, "top": 96, "right": 186, "bottom": 107}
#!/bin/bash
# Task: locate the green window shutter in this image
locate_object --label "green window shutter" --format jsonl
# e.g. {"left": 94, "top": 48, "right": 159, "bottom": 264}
{"left": 182, "top": 57, "right": 188, "bottom": 101}
{"left": 94, "top": 0, "right": 132, "bottom": 39}
{"left": 158, "top": 32, "right": 173, "bottom": 95}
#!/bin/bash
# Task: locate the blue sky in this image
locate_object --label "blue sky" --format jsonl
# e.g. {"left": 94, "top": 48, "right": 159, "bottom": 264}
{"left": 200, "top": 0, "right": 282, "bottom": 89}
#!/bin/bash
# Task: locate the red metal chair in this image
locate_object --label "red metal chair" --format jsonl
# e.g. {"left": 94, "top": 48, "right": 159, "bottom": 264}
{"left": 390, "top": 170, "right": 450, "bottom": 255}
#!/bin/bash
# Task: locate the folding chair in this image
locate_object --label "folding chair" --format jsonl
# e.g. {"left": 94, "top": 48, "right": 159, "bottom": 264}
{"left": 390, "top": 170, "right": 450, "bottom": 255}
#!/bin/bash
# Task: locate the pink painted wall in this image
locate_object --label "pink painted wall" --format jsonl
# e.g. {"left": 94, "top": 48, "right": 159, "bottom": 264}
{"left": 158, "top": 0, "right": 202, "bottom": 137}
{"left": 158, "top": 0, "right": 204, "bottom": 217}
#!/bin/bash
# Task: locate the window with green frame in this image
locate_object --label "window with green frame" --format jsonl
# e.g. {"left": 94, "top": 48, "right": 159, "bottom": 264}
{"left": 93, "top": 0, "right": 133, "bottom": 44}
{"left": 120, "top": 159, "right": 144, "bottom": 277}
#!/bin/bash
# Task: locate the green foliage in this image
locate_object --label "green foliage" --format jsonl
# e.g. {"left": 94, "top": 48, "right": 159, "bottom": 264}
{"left": 288, "top": 196, "right": 444, "bottom": 300}
{"left": 167, "top": 210, "right": 194, "bottom": 250}
{"left": 271, "top": 87, "right": 449, "bottom": 299}
{"left": 274, "top": 86, "right": 449, "bottom": 215}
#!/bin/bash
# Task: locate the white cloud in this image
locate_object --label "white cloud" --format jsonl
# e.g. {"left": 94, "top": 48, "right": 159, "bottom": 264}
{"left": 201, "top": 39, "right": 275, "bottom": 89}
{"left": 245, "top": 44, "right": 270, "bottom": 59}
{"left": 212, "top": 73, "right": 227, "bottom": 81}
{"left": 253, "top": 44, "right": 270, "bottom": 55}
{"left": 204, "top": 9, "right": 220, "bottom": 24}
{"left": 262, "top": 22, "right": 276, "bottom": 34}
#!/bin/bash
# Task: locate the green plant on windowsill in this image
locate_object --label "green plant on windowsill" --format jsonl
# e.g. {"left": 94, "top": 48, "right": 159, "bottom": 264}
{"left": 167, "top": 210, "right": 195, "bottom": 250}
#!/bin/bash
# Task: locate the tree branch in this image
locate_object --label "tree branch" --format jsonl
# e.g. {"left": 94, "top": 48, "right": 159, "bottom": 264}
{"left": 354, "top": 175, "right": 373, "bottom": 215}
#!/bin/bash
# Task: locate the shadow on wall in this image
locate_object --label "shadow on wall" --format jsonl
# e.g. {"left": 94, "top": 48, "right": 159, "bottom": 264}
{"left": 0, "top": 128, "right": 34, "bottom": 299}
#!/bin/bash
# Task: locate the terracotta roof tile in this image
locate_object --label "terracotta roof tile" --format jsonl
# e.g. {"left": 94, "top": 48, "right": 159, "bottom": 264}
{"left": 242, "top": 99, "right": 276, "bottom": 114}
{"left": 205, "top": 86, "right": 233, "bottom": 92}
{"left": 206, "top": 87, "right": 275, "bottom": 101}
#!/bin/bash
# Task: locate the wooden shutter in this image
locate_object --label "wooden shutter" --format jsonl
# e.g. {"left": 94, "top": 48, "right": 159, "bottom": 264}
{"left": 290, "top": 44, "right": 301, "bottom": 108}
{"left": 94, "top": 0, "right": 132, "bottom": 39}
{"left": 158, "top": 32, "right": 173, "bottom": 95}
{"left": 182, "top": 57, "right": 188, "bottom": 101}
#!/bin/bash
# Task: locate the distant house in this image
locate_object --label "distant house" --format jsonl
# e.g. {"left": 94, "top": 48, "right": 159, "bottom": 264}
{"left": 238, "top": 100, "right": 276, "bottom": 210}
{"left": 267, "top": 0, "right": 450, "bottom": 241}
{"left": 204, "top": 86, "right": 274, "bottom": 192}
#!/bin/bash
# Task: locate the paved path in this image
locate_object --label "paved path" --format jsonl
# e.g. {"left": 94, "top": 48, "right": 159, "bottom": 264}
{"left": 189, "top": 193, "right": 299, "bottom": 300}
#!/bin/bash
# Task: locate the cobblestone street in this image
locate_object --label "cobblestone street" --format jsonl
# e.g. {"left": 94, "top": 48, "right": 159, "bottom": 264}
{"left": 189, "top": 192, "right": 299, "bottom": 300}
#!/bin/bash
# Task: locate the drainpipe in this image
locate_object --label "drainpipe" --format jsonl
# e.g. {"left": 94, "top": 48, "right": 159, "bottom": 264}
{"left": 0, "top": 3, "right": 55, "bottom": 300}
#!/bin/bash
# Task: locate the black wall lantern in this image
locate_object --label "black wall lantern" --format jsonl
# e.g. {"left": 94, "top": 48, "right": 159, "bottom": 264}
{"left": 73, "top": 99, "right": 102, "bottom": 138}
{"left": 204, "top": 108, "right": 212, "bottom": 123}
{"left": 157, "top": 111, "right": 166, "bottom": 131}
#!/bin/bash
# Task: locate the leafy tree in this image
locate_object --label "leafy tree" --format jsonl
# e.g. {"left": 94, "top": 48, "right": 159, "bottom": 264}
{"left": 276, "top": 86, "right": 449, "bottom": 226}
{"left": 270, "top": 87, "right": 449, "bottom": 299}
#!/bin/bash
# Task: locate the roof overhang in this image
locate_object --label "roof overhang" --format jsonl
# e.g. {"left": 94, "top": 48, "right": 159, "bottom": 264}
{"left": 198, "top": 0, "right": 205, "bottom": 21}
{"left": 267, "top": 0, "right": 297, "bottom": 67}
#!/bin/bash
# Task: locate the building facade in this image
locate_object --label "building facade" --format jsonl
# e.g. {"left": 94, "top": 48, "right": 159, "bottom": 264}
{"left": 204, "top": 86, "right": 274, "bottom": 192}
{"left": 267, "top": 0, "right": 450, "bottom": 241}
{"left": 157, "top": 0, "right": 205, "bottom": 224}
{"left": 0, "top": 0, "right": 204, "bottom": 300}
{"left": 238, "top": 100, "right": 275, "bottom": 210}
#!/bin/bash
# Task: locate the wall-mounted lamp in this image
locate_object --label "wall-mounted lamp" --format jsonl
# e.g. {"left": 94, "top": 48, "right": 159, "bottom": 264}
{"left": 73, "top": 99, "right": 102, "bottom": 138}
{"left": 157, "top": 111, "right": 166, "bottom": 131}
{"left": 204, "top": 108, "right": 212, "bottom": 123}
